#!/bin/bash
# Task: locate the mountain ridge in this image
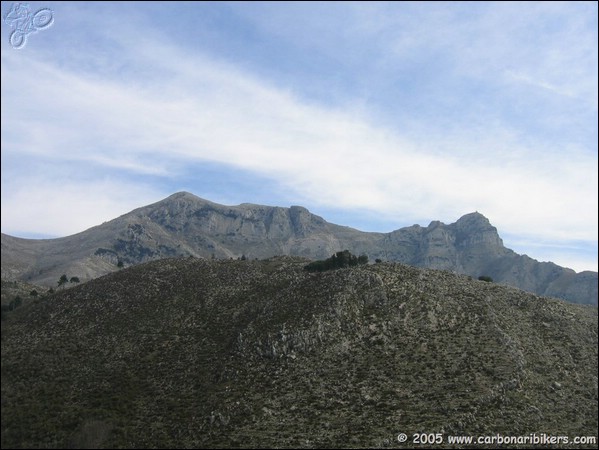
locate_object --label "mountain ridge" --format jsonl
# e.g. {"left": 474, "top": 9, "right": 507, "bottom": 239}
{"left": 1, "top": 191, "right": 596, "bottom": 305}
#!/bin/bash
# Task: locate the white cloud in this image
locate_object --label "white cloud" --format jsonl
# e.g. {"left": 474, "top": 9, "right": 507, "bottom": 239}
{"left": 1, "top": 2, "right": 596, "bottom": 271}
{"left": 0, "top": 176, "right": 164, "bottom": 237}
{"left": 503, "top": 234, "right": 599, "bottom": 273}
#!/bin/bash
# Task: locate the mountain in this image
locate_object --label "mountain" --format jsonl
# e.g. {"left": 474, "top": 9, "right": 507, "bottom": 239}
{"left": 1, "top": 191, "right": 597, "bottom": 305}
{"left": 1, "top": 257, "right": 597, "bottom": 448}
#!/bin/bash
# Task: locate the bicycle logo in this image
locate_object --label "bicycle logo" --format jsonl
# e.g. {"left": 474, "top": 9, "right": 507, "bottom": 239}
{"left": 3, "top": 3, "right": 54, "bottom": 49}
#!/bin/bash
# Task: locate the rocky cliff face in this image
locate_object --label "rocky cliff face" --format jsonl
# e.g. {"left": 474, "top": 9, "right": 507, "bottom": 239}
{"left": 2, "top": 258, "right": 597, "bottom": 448}
{"left": 380, "top": 212, "right": 508, "bottom": 272}
{"left": 1, "top": 192, "right": 596, "bottom": 305}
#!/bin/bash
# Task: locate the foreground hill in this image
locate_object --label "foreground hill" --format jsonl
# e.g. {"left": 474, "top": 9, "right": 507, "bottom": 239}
{"left": 1, "top": 257, "right": 597, "bottom": 448}
{"left": 1, "top": 192, "right": 597, "bottom": 305}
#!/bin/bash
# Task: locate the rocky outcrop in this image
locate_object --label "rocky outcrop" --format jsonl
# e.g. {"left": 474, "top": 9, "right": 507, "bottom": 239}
{"left": 1, "top": 192, "right": 596, "bottom": 305}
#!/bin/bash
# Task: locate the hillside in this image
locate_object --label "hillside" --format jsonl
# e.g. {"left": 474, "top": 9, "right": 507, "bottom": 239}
{"left": 1, "top": 192, "right": 597, "bottom": 305}
{"left": 1, "top": 257, "right": 597, "bottom": 448}
{"left": 1, "top": 279, "right": 44, "bottom": 306}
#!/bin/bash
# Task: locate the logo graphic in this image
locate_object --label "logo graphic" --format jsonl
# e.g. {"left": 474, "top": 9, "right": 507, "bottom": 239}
{"left": 3, "top": 3, "right": 53, "bottom": 49}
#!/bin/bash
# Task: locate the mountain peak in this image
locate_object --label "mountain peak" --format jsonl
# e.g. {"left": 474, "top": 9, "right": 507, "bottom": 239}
{"left": 456, "top": 211, "right": 491, "bottom": 225}
{"left": 451, "top": 211, "right": 502, "bottom": 246}
{"left": 165, "top": 191, "right": 204, "bottom": 202}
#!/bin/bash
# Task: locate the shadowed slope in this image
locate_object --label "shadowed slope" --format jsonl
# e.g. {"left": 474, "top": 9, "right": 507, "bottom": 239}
{"left": 2, "top": 257, "right": 596, "bottom": 448}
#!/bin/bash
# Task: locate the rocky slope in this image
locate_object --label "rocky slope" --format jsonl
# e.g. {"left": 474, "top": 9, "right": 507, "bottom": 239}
{"left": 1, "top": 257, "right": 597, "bottom": 448}
{"left": 1, "top": 192, "right": 596, "bottom": 305}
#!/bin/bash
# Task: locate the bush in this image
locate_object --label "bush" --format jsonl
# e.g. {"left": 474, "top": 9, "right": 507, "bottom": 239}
{"left": 304, "top": 250, "right": 368, "bottom": 272}
{"left": 478, "top": 275, "right": 493, "bottom": 283}
{"left": 58, "top": 274, "right": 69, "bottom": 288}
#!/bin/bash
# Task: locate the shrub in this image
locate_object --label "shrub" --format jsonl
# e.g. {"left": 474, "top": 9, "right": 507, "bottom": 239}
{"left": 304, "top": 250, "right": 368, "bottom": 272}
{"left": 478, "top": 275, "right": 493, "bottom": 283}
{"left": 58, "top": 274, "right": 69, "bottom": 288}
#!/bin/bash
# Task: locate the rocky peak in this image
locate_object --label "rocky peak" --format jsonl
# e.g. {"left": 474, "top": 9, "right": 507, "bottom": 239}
{"left": 452, "top": 212, "right": 504, "bottom": 248}
{"left": 157, "top": 191, "right": 206, "bottom": 209}
{"left": 166, "top": 191, "right": 198, "bottom": 200}
{"left": 289, "top": 205, "right": 321, "bottom": 237}
{"left": 454, "top": 211, "right": 493, "bottom": 230}
{"left": 142, "top": 192, "right": 225, "bottom": 228}
{"left": 426, "top": 220, "right": 444, "bottom": 230}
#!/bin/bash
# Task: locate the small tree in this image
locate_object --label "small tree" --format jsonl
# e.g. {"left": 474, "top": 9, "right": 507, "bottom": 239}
{"left": 305, "top": 250, "right": 367, "bottom": 272}
{"left": 478, "top": 275, "right": 493, "bottom": 283}
{"left": 14, "top": 296, "right": 22, "bottom": 308}
{"left": 70, "top": 276, "right": 80, "bottom": 284}
{"left": 58, "top": 274, "right": 69, "bottom": 289}
{"left": 117, "top": 260, "right": 124, "bottom": 269}
{"left": 30, "top": 289, "right": 38, "bottom": 297}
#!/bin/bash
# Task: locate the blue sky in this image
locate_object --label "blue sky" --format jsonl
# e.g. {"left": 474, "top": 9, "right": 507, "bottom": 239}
{"left": 1, "top": 1, "right": 597, "bottom": 272}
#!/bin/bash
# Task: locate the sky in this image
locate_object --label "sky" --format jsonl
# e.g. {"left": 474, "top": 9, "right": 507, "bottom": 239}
{"left": 1, "top": 1, "right": 597, "bottom": 273}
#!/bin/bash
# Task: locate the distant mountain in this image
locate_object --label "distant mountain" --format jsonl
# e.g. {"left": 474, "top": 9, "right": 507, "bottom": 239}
{"left": 2, "top": 257, "right": 597, "bottom": 448}
{"left": 1, "top": 191, "right": 596, "bottom": 305}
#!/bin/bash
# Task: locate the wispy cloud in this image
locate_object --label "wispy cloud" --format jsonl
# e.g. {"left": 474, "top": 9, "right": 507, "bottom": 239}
{"left": 0, "top": 173, "right": 165, "bottom": 237}
{"left": 1, "top": 2, "right": 596, "bottom": 272}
